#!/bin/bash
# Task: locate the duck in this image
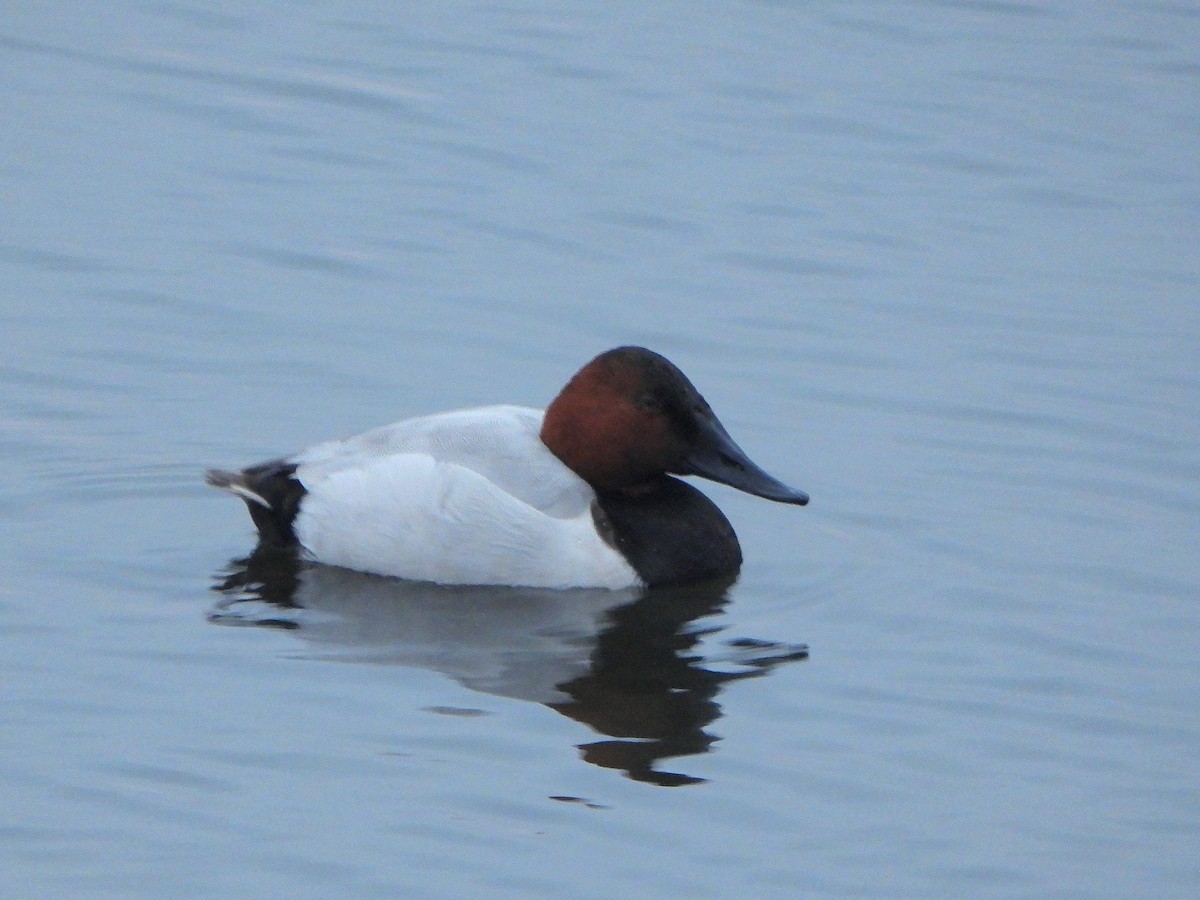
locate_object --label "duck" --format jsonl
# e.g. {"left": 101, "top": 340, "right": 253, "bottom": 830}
{"left": 206, "top": 345, "right": 808, "bottom": 589}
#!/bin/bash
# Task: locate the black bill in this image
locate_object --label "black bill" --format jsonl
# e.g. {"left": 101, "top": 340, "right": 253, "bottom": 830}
{"left": 677, "top": 414, "right": 809, "bottom": 505}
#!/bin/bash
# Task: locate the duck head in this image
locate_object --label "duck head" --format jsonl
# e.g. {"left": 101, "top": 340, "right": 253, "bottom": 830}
{"left": 540, "top": 346, "right": 809, "bottom": 504}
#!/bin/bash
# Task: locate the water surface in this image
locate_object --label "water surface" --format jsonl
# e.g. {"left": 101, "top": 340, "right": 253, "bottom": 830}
{"left": 3, "top": 1, "right": 1198, "bottom": 897}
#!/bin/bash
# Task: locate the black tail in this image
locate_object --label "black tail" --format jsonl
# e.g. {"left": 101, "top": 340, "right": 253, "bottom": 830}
{"left": 205, "top": 459, "right": 307, "bottom": 547}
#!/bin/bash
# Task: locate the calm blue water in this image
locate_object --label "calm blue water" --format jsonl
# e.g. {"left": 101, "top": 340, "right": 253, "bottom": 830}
{"left": 3, "top": 2, "right": 1198, "bottom": 896}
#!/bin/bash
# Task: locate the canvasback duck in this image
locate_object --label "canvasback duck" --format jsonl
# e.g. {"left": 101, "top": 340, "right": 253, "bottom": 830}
{"left": 206, "top": 346, "right": 808, "bottom": 589}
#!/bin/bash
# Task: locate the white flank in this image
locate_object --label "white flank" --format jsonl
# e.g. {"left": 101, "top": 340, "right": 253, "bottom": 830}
{"left": 289, "top": 406, "right": 641, "bottom": 589}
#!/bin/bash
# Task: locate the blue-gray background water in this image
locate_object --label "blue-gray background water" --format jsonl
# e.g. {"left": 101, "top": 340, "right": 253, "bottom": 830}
{"left": 3, "top": 2, "right": 1197, "bottom": 897}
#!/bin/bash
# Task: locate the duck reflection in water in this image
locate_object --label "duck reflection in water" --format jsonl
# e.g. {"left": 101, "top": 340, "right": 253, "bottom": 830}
{"left": 210, "top": 547, "right": 808, "bottom": 787}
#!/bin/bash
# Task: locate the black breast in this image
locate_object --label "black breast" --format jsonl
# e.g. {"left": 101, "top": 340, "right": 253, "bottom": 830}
{"left": 593, "top": 477, "right": 743, "bottom": 587}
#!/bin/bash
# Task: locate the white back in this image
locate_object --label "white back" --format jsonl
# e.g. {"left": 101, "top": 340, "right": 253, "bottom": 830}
{"left": 293, "top": 406, "right": 589, "bottom": 517}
